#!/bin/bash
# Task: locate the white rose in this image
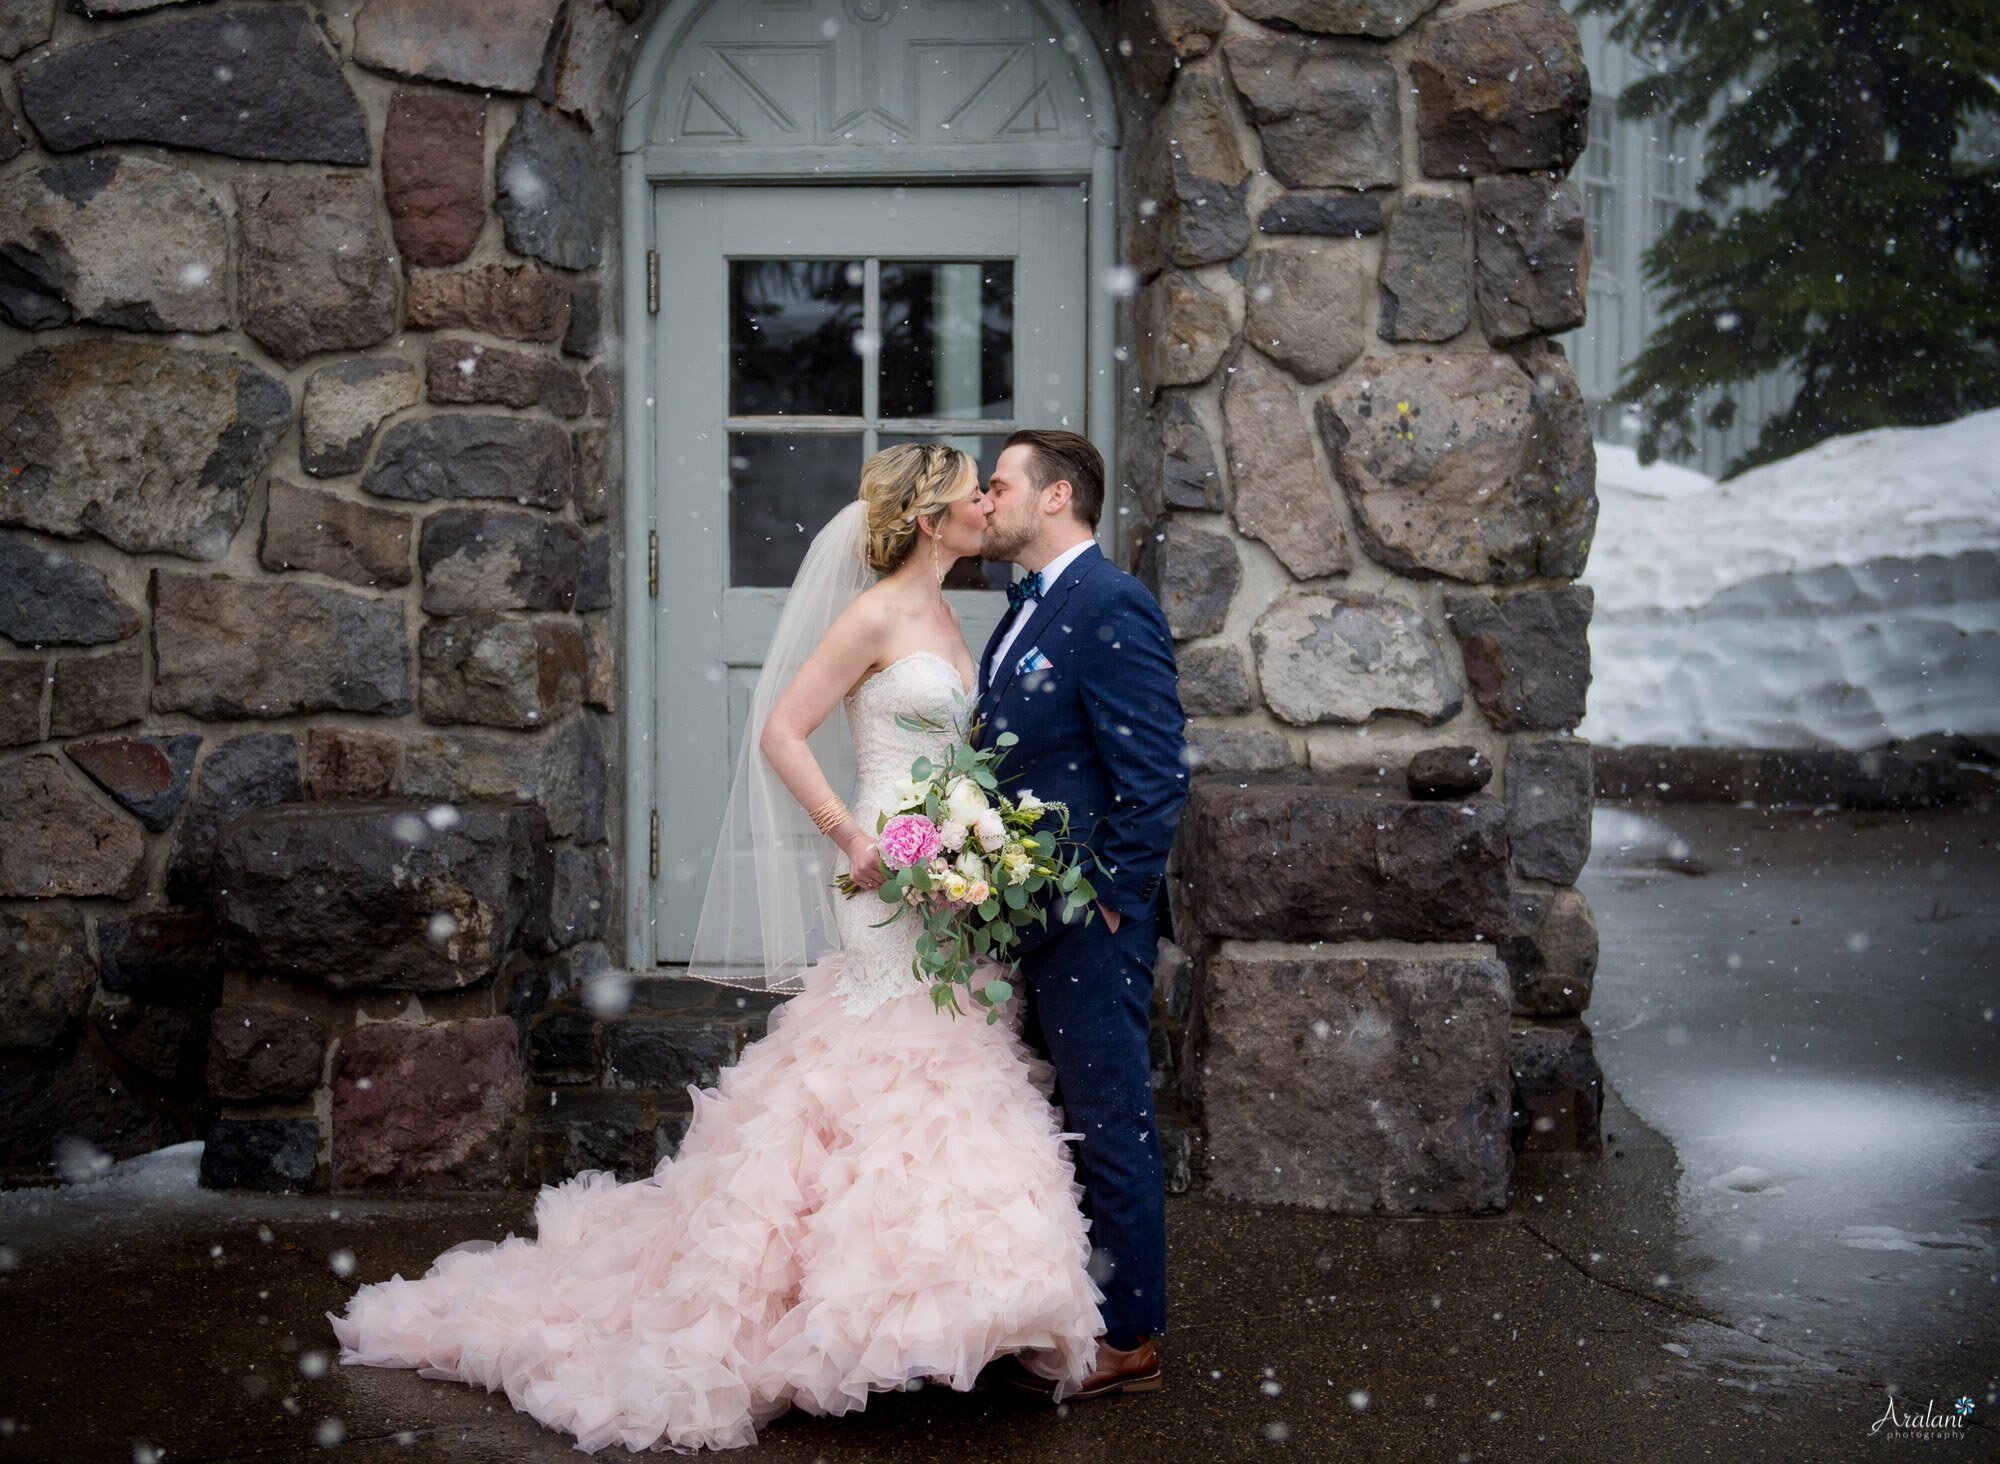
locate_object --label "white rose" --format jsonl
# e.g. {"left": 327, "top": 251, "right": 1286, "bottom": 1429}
{"left": 955, "top": 848, "right": 988, "bottom": 885}
{"left": 937, "top": 818, "right": 969, "bottom": 852}
{"left": 973, "top": 807, "right": 1006, "bottom": 853}
{"left": 943, "top": 776, "right": 990, "bottom": 824}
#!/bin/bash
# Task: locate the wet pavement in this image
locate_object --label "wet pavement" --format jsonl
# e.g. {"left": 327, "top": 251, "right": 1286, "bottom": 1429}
{"left": 2, "top": 806, "right": 1994, "bottom": 1463}
{"left": 1579, "top": 805, "right": 1999, "bottom": 1425}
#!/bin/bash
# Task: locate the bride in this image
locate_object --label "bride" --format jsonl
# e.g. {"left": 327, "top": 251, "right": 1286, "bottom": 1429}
{"left": 331, "top": 443, "right": 1103, "bottom": 1452}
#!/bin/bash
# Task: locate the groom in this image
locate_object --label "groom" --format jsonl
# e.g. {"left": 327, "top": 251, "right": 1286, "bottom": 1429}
{"left": 976, "top": 429, "right": 1189, "bottom": 1397}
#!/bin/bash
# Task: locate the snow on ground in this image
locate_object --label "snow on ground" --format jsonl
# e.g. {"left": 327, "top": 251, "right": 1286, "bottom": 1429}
{"left": 1579, "top": 411, "right": 2000, "bottom": 749}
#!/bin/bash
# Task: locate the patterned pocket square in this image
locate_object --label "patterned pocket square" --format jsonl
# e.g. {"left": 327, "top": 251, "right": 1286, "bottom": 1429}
{"left": 1016, "top": 647, "right": 1052, "bottom": 674}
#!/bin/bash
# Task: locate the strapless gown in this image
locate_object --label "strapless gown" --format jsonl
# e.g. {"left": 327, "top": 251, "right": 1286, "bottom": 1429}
{"left": 330, "top": 652, "right": 1103, "bottom": 1453}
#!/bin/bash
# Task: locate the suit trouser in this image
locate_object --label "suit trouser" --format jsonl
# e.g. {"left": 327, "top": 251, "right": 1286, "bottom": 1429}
{"left": 1019, "top": 900, "right": 1167, "bottom": 1338}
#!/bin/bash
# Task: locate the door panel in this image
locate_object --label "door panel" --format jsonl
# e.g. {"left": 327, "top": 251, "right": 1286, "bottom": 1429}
{"left": 652, "top": 184, "right": 1087, "bottom": 960}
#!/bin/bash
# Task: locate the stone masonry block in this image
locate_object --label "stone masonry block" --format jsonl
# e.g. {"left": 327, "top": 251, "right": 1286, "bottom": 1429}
{"left": 1222, "top": 352, "right": 1350, "bottom": 579}
{"left": 1193, "top": 952, "right": 1513, "bottom": 1212}
{"left": 0, "top": 155, "right": 228, "bottom": 334}
{"left": 1242, "top": 242, "right": 1366, "bottom": 385}
{"left": 1316, "top": 349, "right": 1597, "bottom": 584}
{"left": 1379, "top": 193, "right": 1472, "bottom": 343}
{"left": 0, "top": 750, "right": 145, "bottom": 898}
{"left": 419, "top": 615, "right": 587, "bottom": 729}
{"left": 164, "top": 731, "right": 302, "bottom": 903}
{"left": 1185, "top": 781, "right": 1510, "bottom": 942}
{"left": 1506, "top": 737, "right": 1593, "bottom": 883}
{"left": 236, "top": 175, "right": 398, "bottom": 369}
{"left": 0, "top": 906, "right": 94, "bottom": 1051}
{"left": 1500, "top": 888, "right": 1597, "bottom": 1017}
{"left": 1131, "top": 71, "right": 1250, "bottom": 275}
{"left": 1411, "top": 0, "right": 1590, "bottom": 178}
{"left": 1134, "top": 521, "right": 1240, "bottom": 640}
{"left": 1223, "top": 36, "right": 1399, "bottom": 190}
{"left": 215, "top": 802, "right": 552, "bottom": 993}
{"left": 382, "top": 90, "right": 486, "bottom": 269}
{"left": 207, "top": 1004, "right": 328, "bottom": 1103}
{"left": 1135, "top": 269, "right": 1233, "bottom": 393}
{"left": 332, "top": 1017, "right": 524, "bottom": 1190}
{"left": 261, "top": 479, "right": 414, "bottom": 589}
{"left": 47, "top": 649, "right": 145, "bottom": 738}
{"left": 1251, "top": 592, "right": 1461, "bottom": 726}
{"left": 0, "top": 341, "right": 289, "bottom": 562}
{"left": 1474, "top": 175, "right": 1588, "bottom": 344}
{"left": 199, "top": 1118, "right": 320, "bottom": 1193}
{"left": 153, "top": 573, "right": 413, "bottom": 720}
{"left": 1444, "top": 584, "right": 1593, "bottom": 732}
{"left": 299, "top": 359, "right": 420, "bottom": 478}
{"left": 17, "top": 7, "right": 368, "bottom": 163}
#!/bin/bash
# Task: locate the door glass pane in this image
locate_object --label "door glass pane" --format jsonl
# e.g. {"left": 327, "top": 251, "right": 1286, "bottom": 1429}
{"left": 729, "top": 261, "right": 864, "bottom": 416}
{"left": 879, "top": 261, "right": 1013, "bottom": 421}
{"left": 729, "top": 433, "right": 865, "bottom": 587}
{"left": 879, "top": 432, "right": 1010, "bottom": 591}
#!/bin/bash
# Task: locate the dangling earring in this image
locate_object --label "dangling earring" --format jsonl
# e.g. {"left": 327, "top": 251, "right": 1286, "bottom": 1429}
{"left": 931, "top": 527, "right": 945, "bottom": 587}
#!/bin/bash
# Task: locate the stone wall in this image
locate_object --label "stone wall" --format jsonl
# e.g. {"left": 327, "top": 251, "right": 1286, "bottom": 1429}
{"left": 1, "top": 0, "right": 1605, "bottom": 1206}
{"left": 1109, "top": 0, "right": 1605, "bottom": 1210}
{"left": 0, "top": 0, "right": 633, "bottom": 1186}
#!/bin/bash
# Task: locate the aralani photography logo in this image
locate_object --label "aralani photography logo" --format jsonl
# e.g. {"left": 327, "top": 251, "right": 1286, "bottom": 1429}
{"left": 1869, "top": 1393, "right": 1975, "bottom": 1443}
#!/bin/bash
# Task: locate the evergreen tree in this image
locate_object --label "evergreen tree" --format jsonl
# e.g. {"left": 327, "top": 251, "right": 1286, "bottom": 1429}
{"left": 1580, "top": 0, "right": 2000, "bottom": 472}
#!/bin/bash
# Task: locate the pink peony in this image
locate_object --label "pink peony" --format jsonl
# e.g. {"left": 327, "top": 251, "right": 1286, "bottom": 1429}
{"left": 878, "top": 812, "right": 943, "bottom": 870}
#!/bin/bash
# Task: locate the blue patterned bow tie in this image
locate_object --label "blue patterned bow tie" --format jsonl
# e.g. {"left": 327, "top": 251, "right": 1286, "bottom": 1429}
{"left": 1005, "top": 571, "right": 1044, "bottom": 612}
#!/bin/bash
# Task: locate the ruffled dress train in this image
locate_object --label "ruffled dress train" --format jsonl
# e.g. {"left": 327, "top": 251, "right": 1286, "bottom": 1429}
{"left": 332, "top": 654, "right": 1104, "bottom": 1453}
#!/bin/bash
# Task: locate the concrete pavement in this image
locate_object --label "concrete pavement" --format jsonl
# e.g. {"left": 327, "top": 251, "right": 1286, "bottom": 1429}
{"left": 1, "top": 806, "right": 1992, "bottom": 1463}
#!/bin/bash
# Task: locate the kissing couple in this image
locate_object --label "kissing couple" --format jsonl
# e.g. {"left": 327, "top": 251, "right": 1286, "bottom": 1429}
{"left": 333, "top": 430, "right": 1191, "bottom": 1452}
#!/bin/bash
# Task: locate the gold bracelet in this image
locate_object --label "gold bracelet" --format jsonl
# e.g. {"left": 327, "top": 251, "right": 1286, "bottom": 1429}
{"left": 808, "top": 795, "right": 850, "bottom": 836}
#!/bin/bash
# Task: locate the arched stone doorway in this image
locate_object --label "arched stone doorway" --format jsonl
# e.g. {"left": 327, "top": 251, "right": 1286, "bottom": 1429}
{"left": 615, "top": 0, "right": 1121, "bottom": 966}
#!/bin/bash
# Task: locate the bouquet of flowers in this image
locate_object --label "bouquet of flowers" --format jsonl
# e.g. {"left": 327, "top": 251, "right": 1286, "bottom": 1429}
{"left": 835, "top": 713, "right": 1099, "bottom": 1022}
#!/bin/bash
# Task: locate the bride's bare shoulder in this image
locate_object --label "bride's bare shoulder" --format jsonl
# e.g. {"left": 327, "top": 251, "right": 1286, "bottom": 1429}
{"left": 829, "top": 583, "right": 897, "bottom": 648}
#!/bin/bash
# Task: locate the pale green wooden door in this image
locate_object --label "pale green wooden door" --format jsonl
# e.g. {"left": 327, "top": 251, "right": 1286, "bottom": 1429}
{"left": 651, "top": 184, "right": 1087, "bottom": 961}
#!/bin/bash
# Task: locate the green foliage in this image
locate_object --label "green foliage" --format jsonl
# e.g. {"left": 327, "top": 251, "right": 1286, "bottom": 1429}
{"left": 835, "top": 711, "right": 1094, "bottom": 1022}
{"left": 1580, "top": 0, "right": 2000, "bottom": 473}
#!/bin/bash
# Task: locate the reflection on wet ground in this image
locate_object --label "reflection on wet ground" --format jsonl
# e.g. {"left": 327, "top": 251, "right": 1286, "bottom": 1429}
{"left": 1581, "top": 805, "right": 1999, "bottom": 1411}
{"left": 1, "top": 806, "right": 1993, "bottom": 1460}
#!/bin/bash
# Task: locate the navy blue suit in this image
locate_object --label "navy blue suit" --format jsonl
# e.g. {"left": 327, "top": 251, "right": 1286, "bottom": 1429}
{"left": 977, "top": 542, "right": 1188, "bottom": 1338}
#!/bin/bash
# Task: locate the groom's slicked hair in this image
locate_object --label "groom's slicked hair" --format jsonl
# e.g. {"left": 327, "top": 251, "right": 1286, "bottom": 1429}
{"left": 1003, "top": 429, "right": 1103, "bottom": 530}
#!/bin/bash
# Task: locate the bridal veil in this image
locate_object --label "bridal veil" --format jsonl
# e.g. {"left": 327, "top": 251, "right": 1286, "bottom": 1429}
{"left": 686, "top": 499, "right": 874, "bottom": 991}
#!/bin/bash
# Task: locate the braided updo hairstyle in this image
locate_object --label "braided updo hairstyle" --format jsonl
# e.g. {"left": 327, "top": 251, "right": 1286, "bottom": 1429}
{"left": 857, "top": 441, "right": 978, "bottom": 574}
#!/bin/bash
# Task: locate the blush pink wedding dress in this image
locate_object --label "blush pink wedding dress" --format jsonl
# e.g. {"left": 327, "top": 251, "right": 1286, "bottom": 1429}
{"left": 331, "top": 652, "right": 1103, "bottom": 1453}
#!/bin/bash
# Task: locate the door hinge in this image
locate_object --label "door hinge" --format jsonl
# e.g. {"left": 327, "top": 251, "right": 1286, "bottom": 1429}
{"left": 646, "top": 250, "right": 659, "bottom": 314}
{"left": 647, "top": 530, "right": 659, "bottom": 597}
{"left": 649, "top": 810, "right": 660, "bottom": 880}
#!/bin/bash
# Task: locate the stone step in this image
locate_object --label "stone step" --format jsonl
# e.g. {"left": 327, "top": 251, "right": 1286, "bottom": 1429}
{"left": 521, "top": 1084, "right": 691, "bottom": 1186}
{"left": 520, "top": 977, "right": 787, "bottom": 1089}
{"left": 513, "top": 973, "right": 1198, "bottom": 1196}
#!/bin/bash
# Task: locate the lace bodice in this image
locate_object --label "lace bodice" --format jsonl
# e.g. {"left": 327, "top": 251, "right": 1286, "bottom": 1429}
{"left": 833, "top": 652, "right": 972, "bottom": 1016}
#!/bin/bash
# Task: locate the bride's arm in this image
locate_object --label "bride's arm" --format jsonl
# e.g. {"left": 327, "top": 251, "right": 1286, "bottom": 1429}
{"left": 759, "top": 597, "right": 890, "bottom": 890}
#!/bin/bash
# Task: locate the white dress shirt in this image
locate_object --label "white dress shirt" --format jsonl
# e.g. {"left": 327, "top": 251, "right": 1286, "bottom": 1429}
{"left": 987, "top": 539, "right": 1094, "bottom": 688}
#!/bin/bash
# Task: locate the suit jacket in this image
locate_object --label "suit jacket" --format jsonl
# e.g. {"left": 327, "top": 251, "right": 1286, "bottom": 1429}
{"left": 976, "top": 543, "right": 1189, "bottom": 917}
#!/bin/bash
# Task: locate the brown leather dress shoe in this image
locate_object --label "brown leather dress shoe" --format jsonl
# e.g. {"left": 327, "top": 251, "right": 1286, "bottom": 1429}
{"left": 1008, "top": 1337, "right": 1163, "bottom": 1400}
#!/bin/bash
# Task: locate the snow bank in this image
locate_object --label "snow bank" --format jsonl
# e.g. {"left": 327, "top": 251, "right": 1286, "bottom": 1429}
{"left": 1579, "top": 411, "right": 2000, "bottom": 750}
